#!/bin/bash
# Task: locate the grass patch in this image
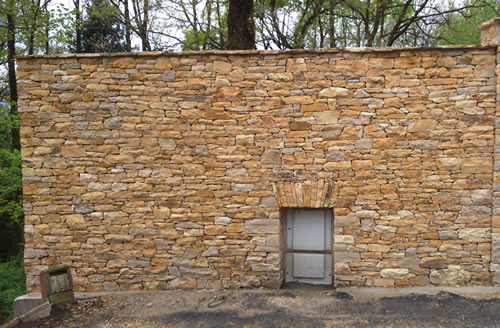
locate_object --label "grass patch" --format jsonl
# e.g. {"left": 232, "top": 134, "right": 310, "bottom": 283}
{"left": 0, "top": 259, "right": 26, "bottom": 324}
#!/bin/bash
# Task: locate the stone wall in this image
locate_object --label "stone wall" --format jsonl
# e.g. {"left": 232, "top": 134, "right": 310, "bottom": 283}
{"left": 17, "top": 45, "right": 499, "bottom": 291}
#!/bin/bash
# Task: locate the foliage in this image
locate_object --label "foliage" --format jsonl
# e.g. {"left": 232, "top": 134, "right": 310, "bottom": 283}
{"left": 0, "top": 147, "right": 23, "bottom": 260}
{"left": 0, "top": 103, "right": 23, "bottom": 260}
{"left": 439, "top": 0, "right": 500, "bottom": 45}
{"left": 82, "top": 0, "right": 128, "bottom": 52}
{"left": 0, "top": 104, "right": 18, "bottom": 149}
{"left": 0, "top": 258, "right": 26, "bottom": 324}
{"left": 0, "top": 148, "right": 23, "bottom": 226}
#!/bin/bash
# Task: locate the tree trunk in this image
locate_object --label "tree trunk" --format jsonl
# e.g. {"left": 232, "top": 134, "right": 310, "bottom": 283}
{"left": 28, "top": 32, "right": 35, "bottom": 55}
{"left": 329, "top": 0, "right": 335, "bottom": 48}
{"left": 45, "top": 22, "right": 50, "bottom": 54}
{"left": 7, "top": 8, "right": 20, "bottom": 151}
{"left": 74, "top": 0, "right": 82, "bottom": 52}
{"left": 142, "top": 0, "right": 150, "bottom": 51}
{"left": 124, "top": 0, "right": 131, "bottom": 51}
{"left": 227, "top": 0, "right": 255, "bottom": 50}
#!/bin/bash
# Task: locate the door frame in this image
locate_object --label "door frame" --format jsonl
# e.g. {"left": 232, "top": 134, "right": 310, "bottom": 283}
{"left": 281, "top": 207, "right": 335, "bottom": 286}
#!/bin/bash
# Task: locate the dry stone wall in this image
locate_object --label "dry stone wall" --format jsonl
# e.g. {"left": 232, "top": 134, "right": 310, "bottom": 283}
{"left": 17, "top": 45, "right": 499, "bottom": 291}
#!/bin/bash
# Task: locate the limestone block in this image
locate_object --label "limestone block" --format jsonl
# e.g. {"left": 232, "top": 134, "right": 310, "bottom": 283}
{"left": 407, "top": 119, "right": 437, "bottom": 132}
{"left": 438, "top": 158, "right": 462, "bottom": 170}
{"left": 462, "top": 159, "right": 492, "bottom": 173}
{"left": 356, "top": 210, "right": 379, "bottom": 219}
{"left": 261, "top": 149, "right": 281, "bottom": 165}
{"left": 213, "top": 61, "right": 232, "bottom": 72}
{"left": 153, "top": 207, "right": 171, "bottom": 220}
{"left": 438, "top": 231, "right": 458, "bottom": 240}
{"left": 244, "top": 219, "right": 280, "bottom": 234}
{"left": 250, "top": 263, "right": 280, "bottom": 272}
{"left": 430, "top": 268, "right": 472, "bottom": 286}
{"left": 183, "top": 164, "right": 205, "bottom": 176}
{"left": 104, "top": 117, "right": 123, "bottom": 129}
{"left": 24, "top": 249, "right": 48, "bottom": 259}
{"left": 215, "top": 87, "right": 241, "bottom": 101}
{"left": 335, "top": 252, "right": 361, "bottom": 262}
{"left": 335, "top": 216, "right": 360, "bottom": 227}
{"left": 113, "top": 57, "right": 135, "bottom": 68}
{"left": 60, "top": 146, "right": 86, "bottom": 157}
{"left": 64, "top": 214, "right": 86, "bottom": 230}
{"left": 420, "top": 257, "right": 447, "bottom": 269}
{"left": 315, "top": 111, "right": 339, "bottom": 124}
{"left": 380, "top": 268, "right": 408, "bottom": 279}
{"left": 458, "top": 228, "right": 490, "bottom": 242}
{"left": 162, "top": 71, "right": 176, "bottom": 82}
{"left": 318, "top": 87, "right": 349, "bottom": 98}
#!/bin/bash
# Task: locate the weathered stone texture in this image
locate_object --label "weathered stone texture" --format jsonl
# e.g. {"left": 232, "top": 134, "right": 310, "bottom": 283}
{"left": 17, "top": 45, "right": 498, "bottom": 291}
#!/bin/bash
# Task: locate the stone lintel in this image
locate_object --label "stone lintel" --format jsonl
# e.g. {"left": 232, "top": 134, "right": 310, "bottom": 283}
{"left": 273, "top": 180, "right": 334, "bottom": 208}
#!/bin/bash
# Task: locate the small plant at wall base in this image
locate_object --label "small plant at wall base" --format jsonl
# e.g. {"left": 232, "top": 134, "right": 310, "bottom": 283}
{"left": 0, "top": 255, "right": 26, "bottom": 323}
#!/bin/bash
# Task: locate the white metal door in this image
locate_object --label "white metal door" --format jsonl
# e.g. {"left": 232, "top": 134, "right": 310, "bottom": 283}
{"left": 285, "top": 208, "right": 332, "bottom": 284}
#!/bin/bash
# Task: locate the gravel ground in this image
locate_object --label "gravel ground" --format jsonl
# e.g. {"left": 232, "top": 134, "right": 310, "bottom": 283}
{"left": 15, "top": 286, "right": 500, "bottom": 328}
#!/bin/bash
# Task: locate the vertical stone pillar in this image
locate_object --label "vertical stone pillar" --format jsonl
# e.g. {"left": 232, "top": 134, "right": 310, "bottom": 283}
{"left": 481, "top": 18, "right": 500, "bottom": 284}
{"left": 479, "top": 18, "right": 500, "bottom": 46}
{"left": 494, "top": 47, "right": 500, "bottom": 284}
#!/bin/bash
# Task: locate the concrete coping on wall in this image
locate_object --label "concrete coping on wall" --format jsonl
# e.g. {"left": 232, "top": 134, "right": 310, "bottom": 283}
{"left": 16, "top": 44, "right": 496, "bottom": 60}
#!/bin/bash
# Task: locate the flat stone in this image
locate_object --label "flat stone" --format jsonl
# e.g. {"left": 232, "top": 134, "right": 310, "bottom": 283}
{"left": 104, "top": 117, "right": 123, "bottom": 129}
{"left": 335, "top": 216, "right": 360, "bottom": 227}
{"left": 59, "top": 93, "right": 81, "bottom": 104}
{"left": 420, "top": 257, "right": 447, "bottom": 269}
{"left": 356, "top": 210, "right": 379, "bottom": 219}
{"left": 458, "top": 228, "right": 489, "bottom": 242}
{"left": 162, "top": 71, "right": 176, "bottom": 82}
{"left": 214, "top": 217, "right": 232, "bottom": 225}
{"left": 438, "top": 231, "right": 458, "bottom": 240}
{"left": 261, "top": 149, "right": 281, "bottom": 165}
{"left": 315, "top": 111, "right": 339, "bottom": 124}
{"left": 61, "top": 146, "right": 86, "bottom": 157}
{"left": 430, "top": 269, "right": 472, "bottom": 286}
{"left": 409, "top": 140, "right": 438, "bottom": 149}
{"left": 113, "top": 57, "right": 135, "bottom": 68}
{"left": 407, "top": 119, "right": 436, "bottom": 132}
{"left": 24, "top": 249, "right": 48, "bottom": 259}
{"left": 153, "top": 207, "right": 171, "bottom": 220}
{"left": 64, "top": 214, "right": 86, "bottom": 230}
{"left": 380, "top": 268, "right": 408, "bottom": 279}
{"left": 318, "top": 87, "right": 349, "bottom": 98}
{"left": 128, "top": 260, "right": 150, "bottom": 268}
{"left": 462, "top": 159, "right": 492, "bottom": 173}
{"left": 105, "top": 234, "right": 134, "bottom": 243}
{"left": 183, "top": 164, "right": 205, "bottom": 176}
{"left": 213, "top": 61, "right": 232, "bottom": 72}
{"left": 244, "top": 219, "right": 280, "bottom": 233}
{"left": 335, "top": 252, "right": 361, "bottom": 262}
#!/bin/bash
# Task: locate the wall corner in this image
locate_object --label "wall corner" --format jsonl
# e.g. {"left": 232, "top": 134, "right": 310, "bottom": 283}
{"left": 492, "top": 43, "right": 500, "bottom": 285}
{"left": 479, "top": 18, "right": 500, "bottom": 46}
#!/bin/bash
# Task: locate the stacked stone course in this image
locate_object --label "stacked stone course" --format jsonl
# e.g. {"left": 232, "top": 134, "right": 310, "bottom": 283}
{"left": 17, "top": 44, "right": 500, "bottom": 291}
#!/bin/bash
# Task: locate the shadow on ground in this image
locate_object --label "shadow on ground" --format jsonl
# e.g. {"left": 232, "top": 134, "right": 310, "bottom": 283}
{"left": 16, "top": 289, "right": 500, "bottom": 328}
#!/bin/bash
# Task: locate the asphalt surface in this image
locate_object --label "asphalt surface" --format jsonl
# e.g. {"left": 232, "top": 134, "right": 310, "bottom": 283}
{"left": 15, "top": 287, "right": 500, "bottom": 328}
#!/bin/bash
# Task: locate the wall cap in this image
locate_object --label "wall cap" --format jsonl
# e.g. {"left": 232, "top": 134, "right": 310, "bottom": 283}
{"left": 16, "top": 44, "right": 495, "bottom": 60}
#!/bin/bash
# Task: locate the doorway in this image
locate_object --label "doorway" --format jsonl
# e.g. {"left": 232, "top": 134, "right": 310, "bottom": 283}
{"left": 285, "top": 208, "right": 333, "bottom": 285}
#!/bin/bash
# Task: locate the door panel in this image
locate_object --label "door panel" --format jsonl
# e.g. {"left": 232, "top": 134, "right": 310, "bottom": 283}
{"left": 285, "top": 208, "right": 333, "bottom": 285}
{"left": 289, "top": 209, "right": 326, "bottom": 250}
{"left": 292, "top": 253, "right": 325, "bottom": 279}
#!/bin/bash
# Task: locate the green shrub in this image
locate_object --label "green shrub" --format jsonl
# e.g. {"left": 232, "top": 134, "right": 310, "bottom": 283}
{"left": 0, "top": 258, "right": 26, "bottom": 323}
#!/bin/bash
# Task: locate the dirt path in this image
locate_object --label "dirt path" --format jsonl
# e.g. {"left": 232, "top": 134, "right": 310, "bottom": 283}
{"left": 16, "top": 287, "right": 500, "bottom": 328}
